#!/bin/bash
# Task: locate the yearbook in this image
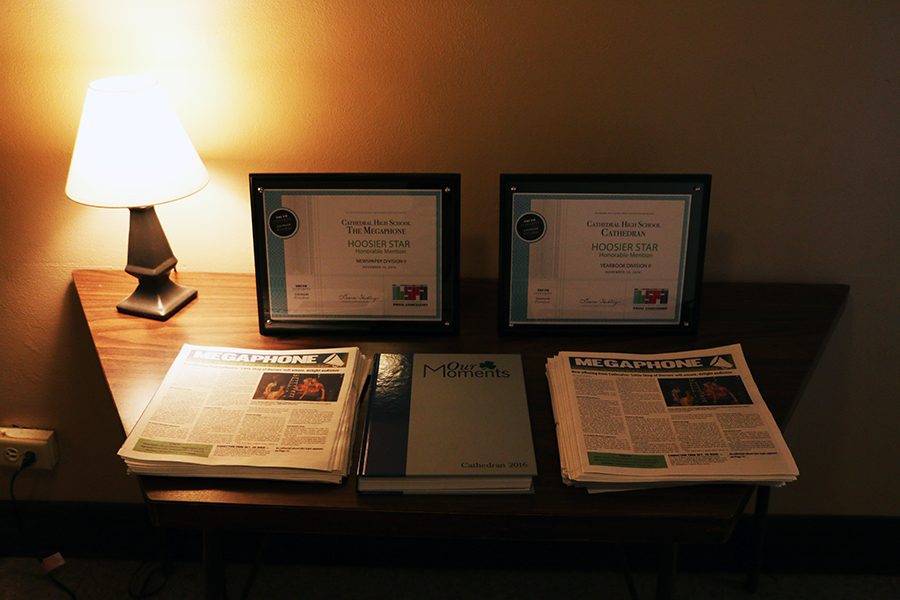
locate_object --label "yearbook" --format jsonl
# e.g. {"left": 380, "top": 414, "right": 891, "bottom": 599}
{"left": 357, "top": 353, "right": 537, "bottom": 494}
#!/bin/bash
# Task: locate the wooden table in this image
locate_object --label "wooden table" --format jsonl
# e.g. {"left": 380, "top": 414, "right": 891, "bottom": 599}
{"left": 73, "top": 270, "right": 847, "bottom": 599}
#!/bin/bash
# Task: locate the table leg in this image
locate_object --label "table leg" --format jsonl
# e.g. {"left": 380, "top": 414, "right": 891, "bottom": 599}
{"left": 202, "top": 529, "right": 227, "bottom": 600}
{"left": 656, "top": 542, "right": 678, "bottom": 600}
{"left": 746, "top": 485, "right": 770, "bottom": 592}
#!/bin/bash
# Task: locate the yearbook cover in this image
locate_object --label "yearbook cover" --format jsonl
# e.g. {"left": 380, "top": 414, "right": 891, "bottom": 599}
{"left": 357, "top": 353, "right": 537, "bottom": 493}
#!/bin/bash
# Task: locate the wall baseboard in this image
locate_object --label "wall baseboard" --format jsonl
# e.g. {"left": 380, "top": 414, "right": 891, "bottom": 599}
{"left": 2, "top": 501, "right": 896, "bottom": 575}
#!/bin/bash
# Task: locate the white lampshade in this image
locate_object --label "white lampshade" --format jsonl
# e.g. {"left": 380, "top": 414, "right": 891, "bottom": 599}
{"left": 66, "top": 75, "right": 208, "bottom": 208}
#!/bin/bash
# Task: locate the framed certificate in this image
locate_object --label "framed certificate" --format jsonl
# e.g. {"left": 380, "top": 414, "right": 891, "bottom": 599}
{"left": 499, "top": 174, "right": 710, "bottom": 333}
{"left": 250, "top": 173, "right": 459, "bottom": 334}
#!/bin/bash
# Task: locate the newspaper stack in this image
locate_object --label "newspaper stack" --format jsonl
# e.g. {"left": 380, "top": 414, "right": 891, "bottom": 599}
{"left": 546, "top": 344, "right": 798, "bottom": 493}
{"left": 119, "top": 344, "right": 369, "bottom": 483}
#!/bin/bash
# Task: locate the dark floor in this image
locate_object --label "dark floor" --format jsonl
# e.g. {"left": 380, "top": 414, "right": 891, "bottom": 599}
{"left": 1, "top": 557, "right": 898, "bottom": 600}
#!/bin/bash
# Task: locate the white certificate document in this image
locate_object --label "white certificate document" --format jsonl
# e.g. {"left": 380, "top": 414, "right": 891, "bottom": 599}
{"left": 264, "top": 189, "right": 442, "bottom": 321}
{"left": 508, "top": 193, "right": 691, "bottom": 325}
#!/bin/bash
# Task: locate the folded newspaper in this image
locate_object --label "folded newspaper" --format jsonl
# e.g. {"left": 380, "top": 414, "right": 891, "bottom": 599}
{"left": 546, "top": 344, "right": 798, "bottom": 493}
{"left": 118, "top": 344, "right": 369, "bottom": 483}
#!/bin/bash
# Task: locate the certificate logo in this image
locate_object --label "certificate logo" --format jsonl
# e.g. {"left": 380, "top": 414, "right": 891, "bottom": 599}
{"left": 633, "top": 288, "right": 669, "bottom": 305}
{"left": 515, "top": 212, "right": 546, "bottom": 242}
{"left": 392, "top": 284, "right": 428, "bottom": 301}
{"left": 268, "top": 208, "right": 299, "bottom": 239}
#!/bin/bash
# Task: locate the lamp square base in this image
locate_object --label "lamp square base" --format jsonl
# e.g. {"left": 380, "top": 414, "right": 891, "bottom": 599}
{"left": 117, "top": 276, "right": 198, "bottom": 321}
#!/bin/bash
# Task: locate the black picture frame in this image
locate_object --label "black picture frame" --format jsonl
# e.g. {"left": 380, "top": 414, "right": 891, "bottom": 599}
{"left": 499, "top": 174, "right": 710, "bottom": 334}
{"left": 250, "top": 173, "right": 460, "bottom": 335}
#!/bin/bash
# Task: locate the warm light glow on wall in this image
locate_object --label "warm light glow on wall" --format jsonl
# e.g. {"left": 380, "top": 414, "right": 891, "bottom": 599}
{"left": 0, "top": 1, "right": 325, "bottom": 162}
{"left": 51, "top": 1, "right": 330, "bottom": 161}
{"left": 55, "top": 1, "right": 252, "bottom": 158}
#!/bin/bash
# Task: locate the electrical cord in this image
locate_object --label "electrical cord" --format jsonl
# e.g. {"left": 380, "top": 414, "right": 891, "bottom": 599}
{"left": 9, "top": 451, "right": 77, "bottom": 600}
{"left": 9, "top": 451, "right": 37, "bottom": 535}
{"left": 617, "top": 542, "right": 640, "bottom": 600}
{"left": 239, "top": 533, "right": 270, "bottom": 600}
{"left": 126, "top": 524, "right": 174, "bottom": 598}
{"left": 128, "top": 560, "right": 172, "bottom": 599}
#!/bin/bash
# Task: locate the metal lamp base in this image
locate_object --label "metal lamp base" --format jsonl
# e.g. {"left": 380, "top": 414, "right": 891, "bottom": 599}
{"left": 117, "top": 206, "right": 197, "bottom": 321}
{"left": 117, "top": 274, "right": 197, "bottom": 321}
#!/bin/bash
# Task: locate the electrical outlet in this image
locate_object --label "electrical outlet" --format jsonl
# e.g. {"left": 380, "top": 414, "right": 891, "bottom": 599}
{"left": 1, "top": 427, "right": 59, "bottom": 470}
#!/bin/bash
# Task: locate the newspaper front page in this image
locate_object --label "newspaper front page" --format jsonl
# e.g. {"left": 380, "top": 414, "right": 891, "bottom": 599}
{"left": 546, "top": 344, "right": 798, "bottom": 492}
{"left": 118, "top": 344, "right": 369, "bottom": 482}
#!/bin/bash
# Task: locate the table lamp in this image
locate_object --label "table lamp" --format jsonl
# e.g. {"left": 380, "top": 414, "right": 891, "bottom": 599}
{"left": 66, "top": 75, "right": 209, "bottom": 320}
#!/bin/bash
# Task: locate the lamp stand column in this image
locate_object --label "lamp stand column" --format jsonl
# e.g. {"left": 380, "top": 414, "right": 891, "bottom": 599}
{"left": 117, "top": 206, "right": 197, "bottom": 320}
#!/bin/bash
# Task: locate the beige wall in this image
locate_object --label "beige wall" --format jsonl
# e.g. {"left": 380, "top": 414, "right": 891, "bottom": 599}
{"left": 1, "top": 1, "right": 897, "bottom": 514}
